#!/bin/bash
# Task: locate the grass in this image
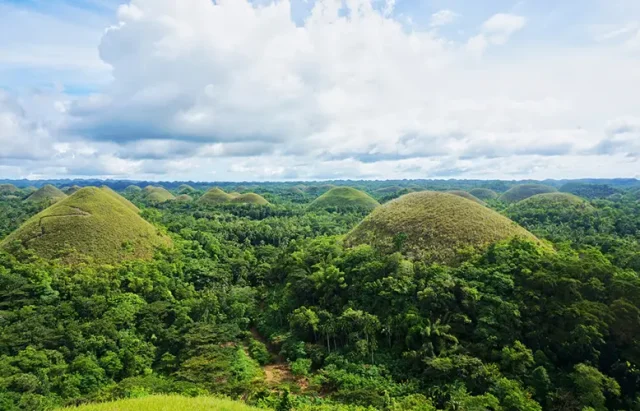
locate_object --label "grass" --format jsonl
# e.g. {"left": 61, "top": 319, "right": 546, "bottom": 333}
{"left": 25, "top": 185, "right": 67, "bottom": 203}
{"left": 0, "top": 184, "right": 19, "bottom": 194}
{"left": 345, "top": 191, "right": 539, "bottom": 264}
{"left": 512, "top": 192, "right": 593, "bottom": 208}
{"left": 1, "top": 187, "right": 171, "bottom": 264}
{"left": 446, "top": 190, "right": 485, "bottom": 205}
{"left": 177, "top": 184, "right": 196, "bottom": 194}
{"left": 64, "top": 185, "right": 83, "bottom": 195}
{"left": 309, "top": 187, "right": 379, "bottom": 211}
{"left": 145, "top": 187, "right": 176, "bottom": 203}
{"left": 101, "top": 186, "right": 141, "bottom": 213}
{"left": 175, "top": 194, "right": 194, "bottom": 202}
{"left": 499, "top": 184, "right": 558, "bottom": 203}
{"left": 125, "top": 185, "right": 142, "bottom": 193}
{"left": 469, "top": 188, "right": 499, "bottom": 201}
{"left": 197, "top": 188, "right": 233, "bottom": 204}
{"left": 57, "top": 395, "right": 264, "bottom": 411}
{"left": 375, "top": 185, "right": 404, "bottom": 193}
{"left": 230, "top": 193, "right": 269, "bottom": 205}
{"left": 305, "top": 184, "right": 336, "bottom": 195}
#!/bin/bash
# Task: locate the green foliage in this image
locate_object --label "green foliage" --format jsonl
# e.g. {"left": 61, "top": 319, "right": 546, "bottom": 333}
{"left": 499, "top": 184, "right": 558, "bottom": 203}
{"left": 231, "top": 193, "right": 270, "bottom": 205}
{"left": 308, "top": 187, "right": 379, "bottom": 212}
{"left": 1, "top": 187, "right": 171, "bottom": 263}
{"left": 291, "top": 358, "right": 312, "bottom": 378}
{"left": 345, "top": 191, "right": 540, "bottom": 263}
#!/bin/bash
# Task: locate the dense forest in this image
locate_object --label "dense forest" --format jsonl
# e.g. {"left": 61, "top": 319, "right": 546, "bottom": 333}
{"left": 0, "top": 180, "right": 639, "bottom": 410}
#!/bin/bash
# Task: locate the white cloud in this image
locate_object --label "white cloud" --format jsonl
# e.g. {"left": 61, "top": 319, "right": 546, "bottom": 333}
{"left": 430, "top": 9, "right": 458, "bottom": 27}
{"left": 1, "top": 0, "right": 639, "bottom": 180}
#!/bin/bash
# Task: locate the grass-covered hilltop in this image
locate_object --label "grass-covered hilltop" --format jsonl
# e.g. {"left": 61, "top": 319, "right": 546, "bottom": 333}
{"left": 499, "top": 183, "right": 558, "bottom": 203}
{"left": 468, "top": 187, "right": 499, "bottom": 200}
{"left": 346, "top": 191, "right": 539, "bottom": 263}
{"left": 308, "top": 186, "right": 380, "bottom": 211}
{"left": 1, "top": 187, "right": 170, "bottom": 264}
{"left": 0, "top": 178, "right": 639, "bottom": 411}
{"left": 25, "top": 184, "right": 67, "bottom": 203}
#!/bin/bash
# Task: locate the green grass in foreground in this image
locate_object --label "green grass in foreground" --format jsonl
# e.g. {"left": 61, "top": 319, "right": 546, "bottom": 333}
{"left": 346, "top": 191, "right": 539, "bottom": 263}
{"left": 58, "top": 395, "right": 264, "bottom": 411}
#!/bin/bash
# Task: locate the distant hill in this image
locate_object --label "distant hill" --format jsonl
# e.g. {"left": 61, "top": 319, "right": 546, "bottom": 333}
{"left": 230, "top": 193, "right": 269, "bottom": 205}
{"left": 309, "top": 187, "right": 379, "bottom": 211}
{"left": 175, "top": 194, "right": 194, "bottom": 202}
{"left": 145, "top": 186, "right": 176, "bottom": 202}
{"left": 58, "top": 395, "right": 261, "bottom": 411}
{"left": 446, "top": 190, "right": 485, "bottom": 205}
{"left": 499, "top": 184, "right": 558, "bottom": 203}
{"left": 124, "top": 185, "right": 142, "bottom": 193}
{"left": 197, "top": 187, "right": 233, "bottom": 204}
{"left": 1, "top": 187, "right": 170, "bottom": 264}
{"left": 345, "top": 191, "right": 539, "bottom": 264}
{"left": 25, "top": 185, "right": 67, "bottom": 203}
{"left": 63, "top": 185, "right": 82, "bottom": 195}
{"left": 559, "top": 182, "right": 620, "bottom": 199}
{"left": 0, "top": 184, "right": 19, "bottom": 195}
{"left": 306, "top": 184, "right": 336, "bottom": 195}
{"left": 177, "top": 184, "right": 196, "bottom": 194}
{"left": 469, "top": 188, "right": 499, "bottom": 201}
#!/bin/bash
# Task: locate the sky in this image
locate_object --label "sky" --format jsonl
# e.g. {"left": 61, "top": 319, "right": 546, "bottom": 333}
{"left": 1, "top": 0, "right": 639, "bottom": 181}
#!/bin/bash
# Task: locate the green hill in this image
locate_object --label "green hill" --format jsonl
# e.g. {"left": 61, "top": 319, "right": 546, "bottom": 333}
{"left": 375, "top": 185, "right": 404, "bottom": 194}
{"left": 306, "top": 184, "right": 336, "bottom": 195}
{"left": 0, "top": 184, "right": 19, "bottom": 195}
{"left": 197, "top": 187, "right": 233, "bottom": 204}
{"left": 175, "top": 194, "right": 194, "bottom": 202}
{"left": 499, "top": 184, "right": 558, "bottom": 203}
{"left": 309, "top": 187, "right": 379, "bottom": 211}
{"left": 124, "top": 185, "right": 142, "bottom": 193}
{"left": 345, "top": 191, "right": 539, "bottom": 264}
{"left": 469, "top": 188, "right": 499, "bottom": 201}
{"left": 288, "top": 186, "right": 305, "bottom": 195}
{"left": 145, "top": 187, "right": 176, "bottom": 203}
{"left": 1, "top": 187, "right": 171, "bottom": 264}
{"left": 229, "top": 191, "right": 241, "bottom": 198}
{"left": 25, "top": 185, "right": 67, "bottom": 203}
{"left": 57, "top": 395, "right": 262, "bottom": 411}
{"left": 63, "top": 185, "right": 83, "bottom": 195}
{"left": 101, "top": 186, "right": 140, "bottom": 213}
{"left": 230, "top": 193, "right": 269, "bottom": 205}
{"left": 446, "top": 190, "right": 485, "bottom": 205}
{"left": 177, "top": 184, "right": 196, "bottom": 194}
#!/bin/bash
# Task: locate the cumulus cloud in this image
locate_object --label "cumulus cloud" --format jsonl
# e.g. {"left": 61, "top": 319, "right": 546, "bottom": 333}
{"left": 430, "top": 10, "right": 458, "bottom": 27}
{"left": 2, "top": 0, "right": 640, "bottom": 180}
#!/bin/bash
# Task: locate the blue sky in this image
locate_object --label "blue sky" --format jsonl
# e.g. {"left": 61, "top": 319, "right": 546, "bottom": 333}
{"left": 1, "top": 0, "right": 639, "bottom": 181}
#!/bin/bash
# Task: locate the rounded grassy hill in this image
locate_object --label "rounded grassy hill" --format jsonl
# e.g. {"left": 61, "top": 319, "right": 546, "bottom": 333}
{"left": 145, "top": 186, "right": 176, "bottom": 203}
{"left": 469, "top": 188, "right": 499, "bottom": 201}
{"left": 506, "top": 192, "right": 596, "bottom": 235}
{"left": 345, "top": 191, "right": 539, "bottom": 263}
{"left": 124, "top": 185, "right": 142, "bottom": 193}
{"left": 0, "top": 184, "right": 19, "bottom": 195}
{"left": 309, "top": 187, "right": 379, "bottom": 211}
{"left": 177, "top": 184, "right": 196, "bottom": 194}
{"left": 306, "top": 184, "right": 336, "bottom": 195}
{"left": 57, "top": 394, "right": 262, "bottom": 411}
{"left": 499, "top": 184, "right": 558, "bottom": 203}
{"left": 197, "top": 187, "right": 233, "bottom": 204}
{"left": 446, "top": 190, "right": 485, "bottom": 205}
{"left": 230, "top": 193, "right": 269, "bottom": 205}
{"left": 25, "top": 185, "right": 67, "bottom": 203}
{"left": 65, "top": 185, "right": 84, "bottom": 195}
{"left": 175, "top": 194, "right": 194, "bottom": 202}
{"left": 1, "top": 187, "right": 170, "bottom": 264}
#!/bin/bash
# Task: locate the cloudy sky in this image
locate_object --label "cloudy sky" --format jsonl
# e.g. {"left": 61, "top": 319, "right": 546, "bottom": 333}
{"left": 1, "top": 0, "right": 639, "bottom": 181}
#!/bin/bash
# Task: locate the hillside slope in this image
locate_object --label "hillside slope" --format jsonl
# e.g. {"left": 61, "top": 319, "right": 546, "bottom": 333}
{"left": 345, "top": 191, "right": 539, "bottom": 263}
{"left": 1, "top": 187, "right": 170, "bottom": 264}
{"left": 309, "top": 187, "right": 379, "bottom": 211}
{"left": 57, "top": 395, "right": 264, "bottom": 411}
